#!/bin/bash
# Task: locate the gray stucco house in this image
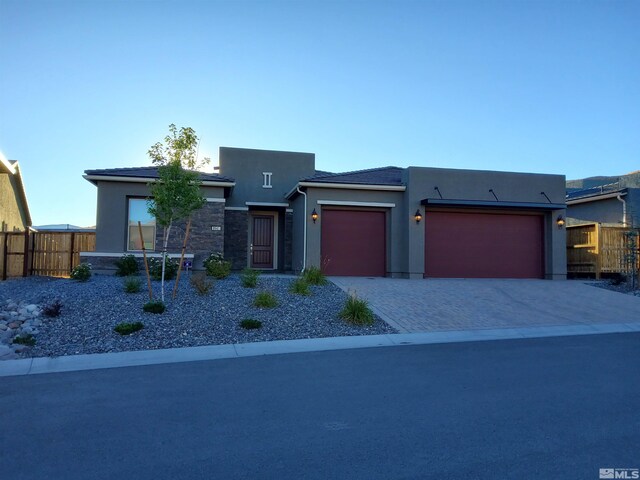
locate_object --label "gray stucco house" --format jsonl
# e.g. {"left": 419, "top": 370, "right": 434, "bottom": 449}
{"left": 566, "top": 171, "right": 640, "bottom": 227}
{"left": 83, "top": 147, "right": 567, "bottom": 279}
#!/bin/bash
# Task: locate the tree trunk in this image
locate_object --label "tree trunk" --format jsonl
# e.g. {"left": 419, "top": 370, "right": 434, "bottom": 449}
{"left": 161, "top": 222, "right": 172, "bottom": 302}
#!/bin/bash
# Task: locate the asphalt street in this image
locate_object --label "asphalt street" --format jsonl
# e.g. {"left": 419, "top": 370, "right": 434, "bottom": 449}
{"left": 1, "top": 333, "right": 639, "bottom": 480}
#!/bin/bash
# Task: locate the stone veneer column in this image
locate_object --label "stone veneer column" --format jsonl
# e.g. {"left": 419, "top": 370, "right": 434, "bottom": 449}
{"left": 224, "top": 210, "right": 249, "bottom": 270}
{"left": 154, "top": 201, "right": 225, "bottom": 270}
{"left": 284, "top": 211, "right": 293, "bottom": 272}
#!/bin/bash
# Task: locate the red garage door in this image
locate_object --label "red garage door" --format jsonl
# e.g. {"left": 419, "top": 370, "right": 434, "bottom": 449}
{"left": 321, "top": 209, "right": 386, "bottom": 276}
{"left": 425, "top": 211, "right": 544, "bottom": 278}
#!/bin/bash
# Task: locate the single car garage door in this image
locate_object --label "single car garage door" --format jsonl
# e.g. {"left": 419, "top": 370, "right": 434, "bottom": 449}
{"left": 425, "top": 211, "right": 544, "bottom": 278}
{"left": 321, "top": 209, "right": 386, "bottom": 276}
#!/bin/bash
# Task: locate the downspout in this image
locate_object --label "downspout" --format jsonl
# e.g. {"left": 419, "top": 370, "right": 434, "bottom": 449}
{"left": 617, "top": 194, "right": 627, "bottom": 227}
{"left": 296, "top": 186, "right": 307, "bottom": 271}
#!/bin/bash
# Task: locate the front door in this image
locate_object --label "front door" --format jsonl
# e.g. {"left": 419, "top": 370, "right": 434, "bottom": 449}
{"left": 251, "top": 215, "right": 274, "bottom": 269}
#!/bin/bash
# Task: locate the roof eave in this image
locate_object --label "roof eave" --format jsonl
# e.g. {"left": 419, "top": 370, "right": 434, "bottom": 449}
{"left": 566, "top": 190, "right": 627, "bottom": 205}
{"left": 83, "top": 174, "right": 235, "bottom": 188}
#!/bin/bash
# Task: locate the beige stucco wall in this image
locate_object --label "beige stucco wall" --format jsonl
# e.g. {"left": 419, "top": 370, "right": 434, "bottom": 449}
{"left": 0, "top": 174, "right": 28, "bottom": 231}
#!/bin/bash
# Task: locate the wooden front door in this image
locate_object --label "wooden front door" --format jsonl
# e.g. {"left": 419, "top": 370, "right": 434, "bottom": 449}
{"left": 251, "top": 215, "right": 274, "bottom": 269}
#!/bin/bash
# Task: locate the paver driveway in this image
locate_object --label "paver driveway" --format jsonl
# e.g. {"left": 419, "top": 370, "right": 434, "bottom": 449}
{"left": 330, "top": 278, "right": 640, "bottom": 333}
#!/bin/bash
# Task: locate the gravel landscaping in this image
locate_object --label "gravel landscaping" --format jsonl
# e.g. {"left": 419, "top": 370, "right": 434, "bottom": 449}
{"left": 590, "top": 279, "right": 640, "bottom": 297}
{"left": 0, "top": 274, "right": 395, "bottom": 359}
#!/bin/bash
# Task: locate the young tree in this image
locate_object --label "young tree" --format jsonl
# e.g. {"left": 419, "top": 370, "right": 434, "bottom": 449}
{"left": 147, "top": 124, "right": 209, "bottom": 302}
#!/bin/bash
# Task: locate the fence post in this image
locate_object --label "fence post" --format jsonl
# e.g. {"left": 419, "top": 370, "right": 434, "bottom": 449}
{"left": 595, "top": 223, "right": 602, "bottom": 279}
{"left": 69, "top": 232, "right": 76, "bottom": 274}
{"left": 22, "top": 230, "right": 29, "bottom": 277}
{"left": 2, "top": 233, "right": 7, "bottom": 281}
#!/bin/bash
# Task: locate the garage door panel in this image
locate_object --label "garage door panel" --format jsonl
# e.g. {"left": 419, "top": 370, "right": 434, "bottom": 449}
{"left": 425, "top": 211, "right": 543, "bottom": 278}
{"left": 321, "top": 210, "right": 386, "bottom": 276}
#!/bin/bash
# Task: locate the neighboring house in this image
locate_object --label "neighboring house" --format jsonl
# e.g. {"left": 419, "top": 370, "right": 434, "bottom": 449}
{"left": 33, "top": 224, "right": 96, "bottom": 232}
{"left": 566, "top": 171, "right": 640, "bottom": 227}
{"left": 0, "top": 153, "right": 31, "bottom": 232}
{"left": 83, "top": 147, "right": 567, "bottom": 279}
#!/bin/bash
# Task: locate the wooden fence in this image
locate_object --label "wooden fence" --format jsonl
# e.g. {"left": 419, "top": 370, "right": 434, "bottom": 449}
{"left": 567, "top": 223, "right": 636, "bottom": 278}
{"left": 0, "top": 231, "right": 96, "bottom": 280}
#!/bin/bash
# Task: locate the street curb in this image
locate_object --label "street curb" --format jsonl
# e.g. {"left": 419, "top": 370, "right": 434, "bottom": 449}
{"left": 1, "top": 322, "right": 639, "bottom": 377}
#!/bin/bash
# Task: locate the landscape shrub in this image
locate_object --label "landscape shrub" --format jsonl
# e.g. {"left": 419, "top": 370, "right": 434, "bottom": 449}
{"left": 610, "top": 273, "right": 627, "bottom": 286}
{"left": 203, "top": 252, "right": 232, "bottom": 279}
{"left": 240, "top": 319, "right": 262, "bottom": 330}
{"left": 115, "top": 254, "right": 139, "bottom": 276}
{"left": 42, "top": 300, "right": 63, "bottom": 318}
{"left": 123, "top": 276, "right": 142, "bottom": 293}
{"left": 240, "top": 268, "right": 260, "bottom": 288}
{"left": 143, "top": 300, "right": 166, "bottom": 314}
{"left": 114, "top": 322, "right": 144, "bottom": 335}
{"left": 12, "top": 334, "right": 36, "bottom": 346}
{"left": 70, "top": 263, "right": 92, "bottom": 282}
{"left": 289, "top": 277, "right": 311, "bottom": 296}
{"left": 339, "top": 293, "right": 374, "bottom": 326}
{"left": 190, "top": 272, "right": 213, "bottom": 295}
{"left": 253, "top": 291, "right": 278, "bottom": 309}
{"left": 148, "top": 257, "right": 178, "bottom": 281}
{"left": 302, "top": 266, "right": 327, "bottom": 286}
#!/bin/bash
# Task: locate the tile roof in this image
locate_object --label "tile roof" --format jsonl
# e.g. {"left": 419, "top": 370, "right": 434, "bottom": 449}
{"left": 566, "top": 182, "right": 624, "bottom": 201}
{"left": 301, "top": 166, "right": 405, "bottom": 186}
{"left": 84, "top": 166, "right": 235, "bottom": 183}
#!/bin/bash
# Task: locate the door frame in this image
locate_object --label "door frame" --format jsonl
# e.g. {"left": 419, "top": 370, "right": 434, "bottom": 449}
{"left": 247, "top": 210, "right": 279, "bottom": 270}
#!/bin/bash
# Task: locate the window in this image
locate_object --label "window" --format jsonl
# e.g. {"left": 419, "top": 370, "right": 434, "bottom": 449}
{"left": 262, "top": 172, "right": 272, "bottom": 188}
{"left": 127, "top": 198, "right": 156, "bottom": 251}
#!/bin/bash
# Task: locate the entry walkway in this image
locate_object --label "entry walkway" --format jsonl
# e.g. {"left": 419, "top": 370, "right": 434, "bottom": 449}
{"left": 330, "top": 277, "right": 640, "bottom": 333}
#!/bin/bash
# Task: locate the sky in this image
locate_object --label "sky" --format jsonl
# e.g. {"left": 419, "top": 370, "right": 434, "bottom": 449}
{"left": 1, "top": 0, "right": 638, "bottom": 227}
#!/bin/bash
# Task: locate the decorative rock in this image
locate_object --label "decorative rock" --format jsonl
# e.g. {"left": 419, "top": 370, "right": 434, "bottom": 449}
{"left": 26, "top": 304, "right": 38, "bottom": 313}
{"left": 0, "top": 344, "right": 17, "bottom": 360}
{"left": 0, "top": 324, "right": 6, "bottom": 331}
{"left": 7, "top": 322, "right": 21, "bottom": 329}
{"left": 12, "top": 344, "right": 29, "bottom": 354}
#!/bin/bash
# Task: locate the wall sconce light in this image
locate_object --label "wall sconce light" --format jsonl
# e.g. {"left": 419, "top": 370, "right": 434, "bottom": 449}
{"left": 557, "top": 215, "right": 565, "bottom": 228}
{"left": 311, "top": 208, "right": 318, "bottom": 223}
{"left": 414, "top": 209, "right": 423, "bottom": 224}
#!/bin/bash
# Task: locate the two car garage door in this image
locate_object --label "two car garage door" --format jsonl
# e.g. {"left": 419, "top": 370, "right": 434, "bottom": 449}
{"left": 320, "top": 208, "right": 544, "bottom": 278}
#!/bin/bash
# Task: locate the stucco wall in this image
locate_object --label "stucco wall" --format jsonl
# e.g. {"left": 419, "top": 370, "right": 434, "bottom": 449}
{"left": 566, "top": 193, "right": 640, "bottom": 228}
{"left": 302, "top": 188, "right": 406, "bottom": 275}
{"left": 94, "top": 180, "right": 225, "bottom": 254}
{"left": 567, "top": 197, "right": 623, "bottom": 225}
{"left": 405, "top": 167, "right": 567, "bottom": 279}
{"left": 0, "top": 174, "right": 28, "bottom": 231}
{"left": 219, "top": 147, "right": 315, "bottom": 208}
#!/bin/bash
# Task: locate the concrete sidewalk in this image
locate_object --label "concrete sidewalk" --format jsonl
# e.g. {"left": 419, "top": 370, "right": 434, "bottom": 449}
{"left": 2, "top": 321, "right": 639, "bottom": 377}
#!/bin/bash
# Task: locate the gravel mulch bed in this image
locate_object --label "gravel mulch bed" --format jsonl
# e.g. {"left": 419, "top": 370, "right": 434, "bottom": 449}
{"left": 0, "top": 274, "right": 395, "bottom": 358}
{"left": 589, "top": 279, "right": 640, "bottom": 297}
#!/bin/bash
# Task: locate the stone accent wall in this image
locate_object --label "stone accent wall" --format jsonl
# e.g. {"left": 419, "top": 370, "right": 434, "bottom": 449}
{"left": 224, "top": 210, "right": 248, "bottom": 270}
{"left": 80, "top": 253, "right": 194, "bottom": 275}
{"left": 154, "top": 202, "right": 225, "bottom": 269}
{"left": 284, "top": 211, "right": 293, "bottom": 272}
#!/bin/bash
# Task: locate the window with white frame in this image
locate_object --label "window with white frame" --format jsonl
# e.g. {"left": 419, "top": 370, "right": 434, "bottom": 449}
{"left": 127, "top": 198, "right": 156, "bottom": 251}
{"left": 262, "top": 172, "right": 272, "bottom": 188}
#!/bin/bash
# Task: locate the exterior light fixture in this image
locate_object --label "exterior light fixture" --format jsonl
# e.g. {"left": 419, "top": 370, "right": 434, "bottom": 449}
{"left": 311, "top": 208, "right": 318, "bottom": 223}
{"left": 414, "top": 209, "right": 423, "bottom": 224}
{"left": 557, "top": 215, "right": 565, "bottom": 228}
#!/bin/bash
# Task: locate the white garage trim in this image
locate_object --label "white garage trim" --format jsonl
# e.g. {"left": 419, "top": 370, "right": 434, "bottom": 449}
{"left": 317, "top": 200, "right": 396, "bottom": 208}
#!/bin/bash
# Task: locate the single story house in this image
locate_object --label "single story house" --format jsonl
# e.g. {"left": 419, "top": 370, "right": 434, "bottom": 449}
{"left": 566, "top": 171, "right": 640, "bottom": 227}
{"left": 0, "top": 152, "right": 31, "bottom": 232}
{"left": 83, "top": 147, "right": 567, "bottom": 279}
